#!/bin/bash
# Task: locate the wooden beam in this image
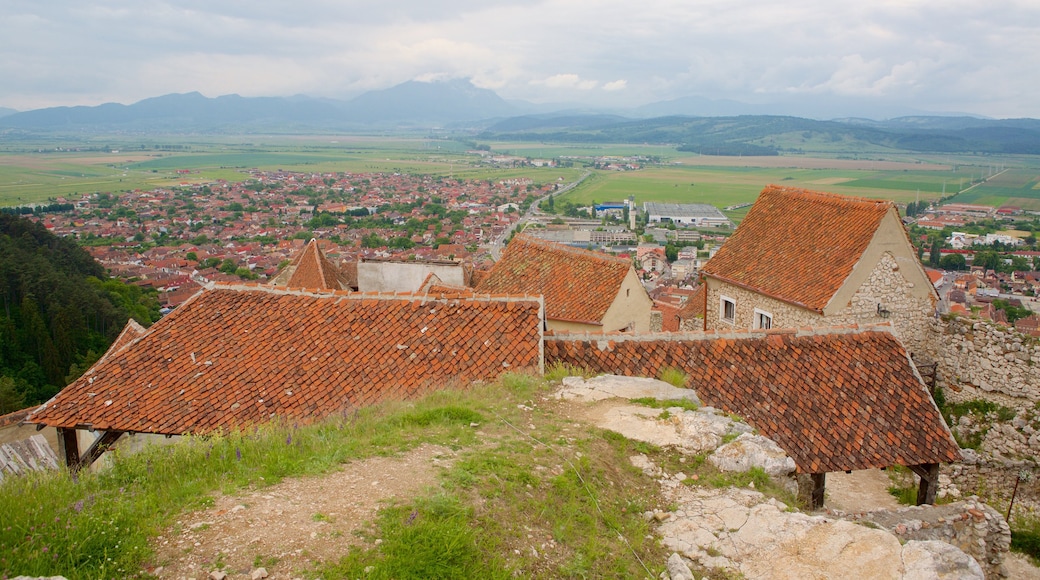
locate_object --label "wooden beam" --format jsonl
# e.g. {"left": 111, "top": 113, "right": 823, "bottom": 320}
{"left": 811, "top": 473, "right": 826, "bottom": 510}
{"left": 56, "top": 427, "right": 80, "bottom": 470}
{"left": 72, "top": 431, "right": 124, "bottom": 474}
{"left": 909, "top": 463, "right": 940, "bottom": 505}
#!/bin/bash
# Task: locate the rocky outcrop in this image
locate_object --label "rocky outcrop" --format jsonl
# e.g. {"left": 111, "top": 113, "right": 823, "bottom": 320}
{"left": 709, "top": 433, "right": 797, "bottom": 477}
{"left": 844, "top": 499, "right": 1011, "bottom": 579}
{"left": 656, "top": 485, "right": 985, "bottom": 580}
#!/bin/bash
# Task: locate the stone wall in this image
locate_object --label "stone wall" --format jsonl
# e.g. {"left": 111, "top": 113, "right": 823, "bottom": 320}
{"left": 934, "top": 315, "right": 1040, "bottom": 408}
{"left": 705, "top": 253, "right": 937, "bottom": 356}
{"left": 850, "top": 499, "right": 1012, "bottom": 579}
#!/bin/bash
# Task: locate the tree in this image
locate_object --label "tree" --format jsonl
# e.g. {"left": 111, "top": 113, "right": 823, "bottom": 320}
{"left": 0, "top": 377, "right": 25, "bottom": 414}
{"left": 928, "top": 240, "right": 942, "bottom": 267}
{"left": 939, "top": 253, "right": 966, "bottom": 271}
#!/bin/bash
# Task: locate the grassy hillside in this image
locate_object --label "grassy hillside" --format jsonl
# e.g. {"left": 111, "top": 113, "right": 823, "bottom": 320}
{"left": 0, "top": 370, "right": 791, "bottom": 580}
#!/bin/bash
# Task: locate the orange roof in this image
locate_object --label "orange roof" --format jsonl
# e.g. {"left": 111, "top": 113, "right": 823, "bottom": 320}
{"left": 271, "top": 239, "right": 353, "bottom": 291}
{"left": 702, "top": 185, "right": 893, "bottom": 312}
{"left": 925, "top": 268, "right": 944, "bottom": 286}
{"left": 476, "top": 235, "right": 632, "bottom": 325}
{"left": 28, "top": 283, "right": 543, "bottom": 435}
{"left": 97, "top": 319, "right": 148, "bottom": 366}
{"left": 545, "top": 326, "right": 960, "bottom": 473}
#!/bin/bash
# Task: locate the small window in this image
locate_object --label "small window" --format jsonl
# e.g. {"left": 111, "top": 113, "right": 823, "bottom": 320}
{"left": 720, "top": 296, "right": 736, "bottom": 323}
{"left": 754, "top": 309, "right": 773, "bottom": 330}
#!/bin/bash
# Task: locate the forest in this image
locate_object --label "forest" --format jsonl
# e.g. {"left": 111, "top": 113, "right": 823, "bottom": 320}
{"left": 0, "top": 214, "right": 160, "bottom": 413}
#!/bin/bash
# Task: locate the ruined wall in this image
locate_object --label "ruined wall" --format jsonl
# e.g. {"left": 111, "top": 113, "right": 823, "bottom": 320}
{"left": 852, "top": 499, "right": 1012, "bottom": 579}
{"left": 934, "top": 315, "right": 1040, "bottom": 408}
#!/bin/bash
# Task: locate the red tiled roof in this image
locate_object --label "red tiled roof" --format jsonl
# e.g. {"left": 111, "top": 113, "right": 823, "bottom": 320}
{"left": 702, "top": 185, "right": 893, "bottom": 313}
{"left": 271, "top": 240, "right": 352, "bottom": 290}
{"left": 545, "top": 326, "right": 960, "bottom": 473}
{"left": 97, "top": 319, "right": 148, "bottom": 365}
{"left": 28, "top": 283, "right": 543, "bottom": 435}
{"left": 476, "top": 235, "right": 632, "bottom": 325}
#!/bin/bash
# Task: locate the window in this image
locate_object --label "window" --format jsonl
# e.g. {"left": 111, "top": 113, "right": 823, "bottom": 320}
{"left": 720, "top": 296, "right": 736, "bottom": 323}
{"left": 754, "top": 308, "right": 773, "bottom": 330}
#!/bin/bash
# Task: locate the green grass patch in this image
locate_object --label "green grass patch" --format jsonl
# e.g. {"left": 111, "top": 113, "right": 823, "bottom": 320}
{"left": 1011, "top": 512, "right": 1040, "bottom": 566}
{"left": 658, "top": 367, "right": 689, "bottom": 388}
{"left": 315, "top": 494, "right": 503, "bottom": 580}
{"left": 629, "top": 397, "right": 699, "bottom": 412}
{"left": 543, "top": 360, "right": 594, "bottom": 382}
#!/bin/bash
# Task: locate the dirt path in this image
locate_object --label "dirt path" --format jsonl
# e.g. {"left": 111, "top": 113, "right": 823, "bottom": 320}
{"left": 823, "top": 469, "right": 903, "bottom": 512}
{"left": 146, "top": 444, "right": 456, "bottom": 580}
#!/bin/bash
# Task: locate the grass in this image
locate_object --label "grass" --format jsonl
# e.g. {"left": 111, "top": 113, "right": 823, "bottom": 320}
{"left": 1011, "top": 512, "right": 1040, "bottom": 565}
{"left": 658, "top": 366, "right": 689, "bottom": 388}
{"left": 629, "top": 397, "right": 699, "bottom": 413}
{"left": 0, "top": 371, "right": 678, "bottom": 579}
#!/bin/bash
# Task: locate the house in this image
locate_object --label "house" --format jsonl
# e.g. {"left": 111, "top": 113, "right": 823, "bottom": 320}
{"left": 27, "top": 282, "right": 544, "bottom": 471}
{"left": 700, "top": 185, "right": 938, "bottom": 354}
{"left": 475, "top": 235, "right": 654, "bottom": 333}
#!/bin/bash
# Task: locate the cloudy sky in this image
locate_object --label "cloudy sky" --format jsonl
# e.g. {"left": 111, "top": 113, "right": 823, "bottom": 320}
{"left": 2, "top": 0, "right": 1038, "bottom": 118}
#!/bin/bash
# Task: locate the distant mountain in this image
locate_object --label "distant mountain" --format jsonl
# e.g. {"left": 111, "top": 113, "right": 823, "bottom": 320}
{"left": 478, "top": 114, "right": 1040, "bottom": 155}
{"left": 344, "top": 78, "right": 517, "bottom": 124}
{"left": 0, "top": 107, "right": 17, "bottom": 119}
{"left": 633, "top": 95, "right": 939, "bottom": 121}
{"left": 0, "top": 79, "right": 518, "bottom": 131}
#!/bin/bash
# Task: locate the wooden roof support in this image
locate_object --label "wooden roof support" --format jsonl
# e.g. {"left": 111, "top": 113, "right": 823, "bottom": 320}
{"left": 910, "top": 463, "right": 940, "bottom": 505}
{"left": 810, "top": 472, "right": 826, "bottom": 510}
{"left": 55, "top": 427, "right": 125, "bottom": 475}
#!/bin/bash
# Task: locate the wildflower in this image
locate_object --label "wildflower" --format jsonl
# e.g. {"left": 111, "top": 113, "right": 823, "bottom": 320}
{"left": 73, "top": 500, "right": 84, "bottom": 513}
{"left": 236, "top": 447, "right": 241, "bottom": 461}
{"left": 286, "top": 433, "right": 292, "bottom": 445}
{"left": 42, "top": 547, "right": 48, "bottom": 553}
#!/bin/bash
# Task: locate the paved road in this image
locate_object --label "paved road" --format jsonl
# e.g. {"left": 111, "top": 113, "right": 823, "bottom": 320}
{"left": 488, "top": 170, "right": 592, "bottom": 261}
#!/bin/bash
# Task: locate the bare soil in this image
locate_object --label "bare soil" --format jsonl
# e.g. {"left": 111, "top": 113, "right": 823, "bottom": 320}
{"left": 146, "top": 444, "right": 456, "bottom": 580}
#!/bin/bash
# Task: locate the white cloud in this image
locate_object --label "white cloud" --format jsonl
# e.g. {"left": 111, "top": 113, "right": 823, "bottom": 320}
{"left": 534, "top": 74, "right": 599, "bottom": 91}
{"left": 1, "top": 0, "right": 1039, "bottom": 116}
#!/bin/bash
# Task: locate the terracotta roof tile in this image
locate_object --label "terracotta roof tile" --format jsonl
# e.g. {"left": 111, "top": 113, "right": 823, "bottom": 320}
{"left": 701, "top": 186, "right": 893, "bottom": 312}
{"left": 270, "top": 240, "right": 353, "bottom": 291}
{"left": 28, "top": 284, "right": 543, "bottom": 435}
{"left": 476, "top": 235, "right": 631, "bottom": 325}
{"left": 545, "top": 326, "right": 960, "bottom": 472}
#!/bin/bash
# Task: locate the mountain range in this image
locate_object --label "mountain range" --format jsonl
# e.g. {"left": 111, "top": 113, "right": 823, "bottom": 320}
{"left": 2, "top": 79, "right": 1040, "bottom": 154}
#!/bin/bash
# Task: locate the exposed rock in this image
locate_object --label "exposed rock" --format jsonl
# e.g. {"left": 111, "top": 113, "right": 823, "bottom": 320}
{"left": 708, "top": 433, "right": 796, "bottom": 477}
{"left": 250, "top": 567, "right": 269, "bottom": 580}
{"left": 901, "top": 540, "right": 984, "bottom": 579}
{"left": 557, "top": 375, "right": 700, "bottom": 404}
{"left": 665, "top": 552, "right": 696, "bottom": 580}
{"left": 656, "top": 486, "right": 987, "bottom": 579}
{"left": 208, "top": 571, "right": 227, "bottom": 580}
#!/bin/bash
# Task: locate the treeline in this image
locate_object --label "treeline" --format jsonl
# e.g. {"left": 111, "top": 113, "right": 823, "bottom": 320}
{"left": 0, "top": 214, "right": 160, "bottom": 413}
{"left": 0, "top": 202, "right": 75, "bottom": 216}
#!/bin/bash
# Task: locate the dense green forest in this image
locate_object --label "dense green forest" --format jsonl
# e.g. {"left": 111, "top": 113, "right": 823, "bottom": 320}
{"left": 0, "top": 214, "right": 160, "bottom": 413}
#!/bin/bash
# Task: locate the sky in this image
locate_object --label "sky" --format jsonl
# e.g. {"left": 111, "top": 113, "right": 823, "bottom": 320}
{"left": 2, "top": 0, "right": 1039, "bottom": 118}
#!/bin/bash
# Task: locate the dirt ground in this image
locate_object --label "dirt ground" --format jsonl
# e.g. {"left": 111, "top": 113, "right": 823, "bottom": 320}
{"left": 142, "top": 393, "right": 1039, "bottom": 579}
{"left": 145, "top": 444, "right": 456, "bottom": 580}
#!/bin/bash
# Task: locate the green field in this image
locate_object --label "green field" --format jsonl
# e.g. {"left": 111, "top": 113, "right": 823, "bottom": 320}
{"left": 2, "top": 135, "right": 1038, "bottom": 213}
{"left": 945, "top": 168, "right": 1040, "bottom": 210}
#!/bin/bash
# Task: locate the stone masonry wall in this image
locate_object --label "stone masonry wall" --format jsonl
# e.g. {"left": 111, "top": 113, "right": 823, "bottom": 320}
{"left": 705, "top": 253, "right": 937, "bottom": 356}
{"left": 827, "top": 253, "right": 939, "bottom": 357}
{"left": 934, "top": 315, "right": 1040, "bottom": 408}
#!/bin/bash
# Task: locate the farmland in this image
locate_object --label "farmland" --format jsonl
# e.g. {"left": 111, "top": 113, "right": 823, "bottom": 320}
{"left": 1, "top": 135, "right": 1038, "bottom": 216}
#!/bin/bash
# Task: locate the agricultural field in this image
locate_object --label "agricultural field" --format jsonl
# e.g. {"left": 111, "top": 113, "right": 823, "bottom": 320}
{"left": 2, "top": 134, "right": 1038, "bottom": 216}
{"left": 557, "top": 154, "right": 1039, "bottom": 222}
{"left": 947, "top": 168, "right": 1040, "bottom": 210}
{"left": 0, "top": 136, "right": 571, "bottom": 206}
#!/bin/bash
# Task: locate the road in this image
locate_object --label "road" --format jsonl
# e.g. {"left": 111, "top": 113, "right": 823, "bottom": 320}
{"left": 488, "top": 170, "right": 592, "bottom": 261}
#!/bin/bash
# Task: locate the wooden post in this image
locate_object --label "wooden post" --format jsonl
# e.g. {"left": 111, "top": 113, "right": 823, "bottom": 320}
{"left": 910, "top": 463, "right": 940, "bottom": 505}
{"left": 811, "top": 473, "right": 826, "bottom": 510}
{"left": 56, "top": 427, "right": 80, "bottom": 470}
{"left": 75, "top": 431, "right": 124, "bottom": 474}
